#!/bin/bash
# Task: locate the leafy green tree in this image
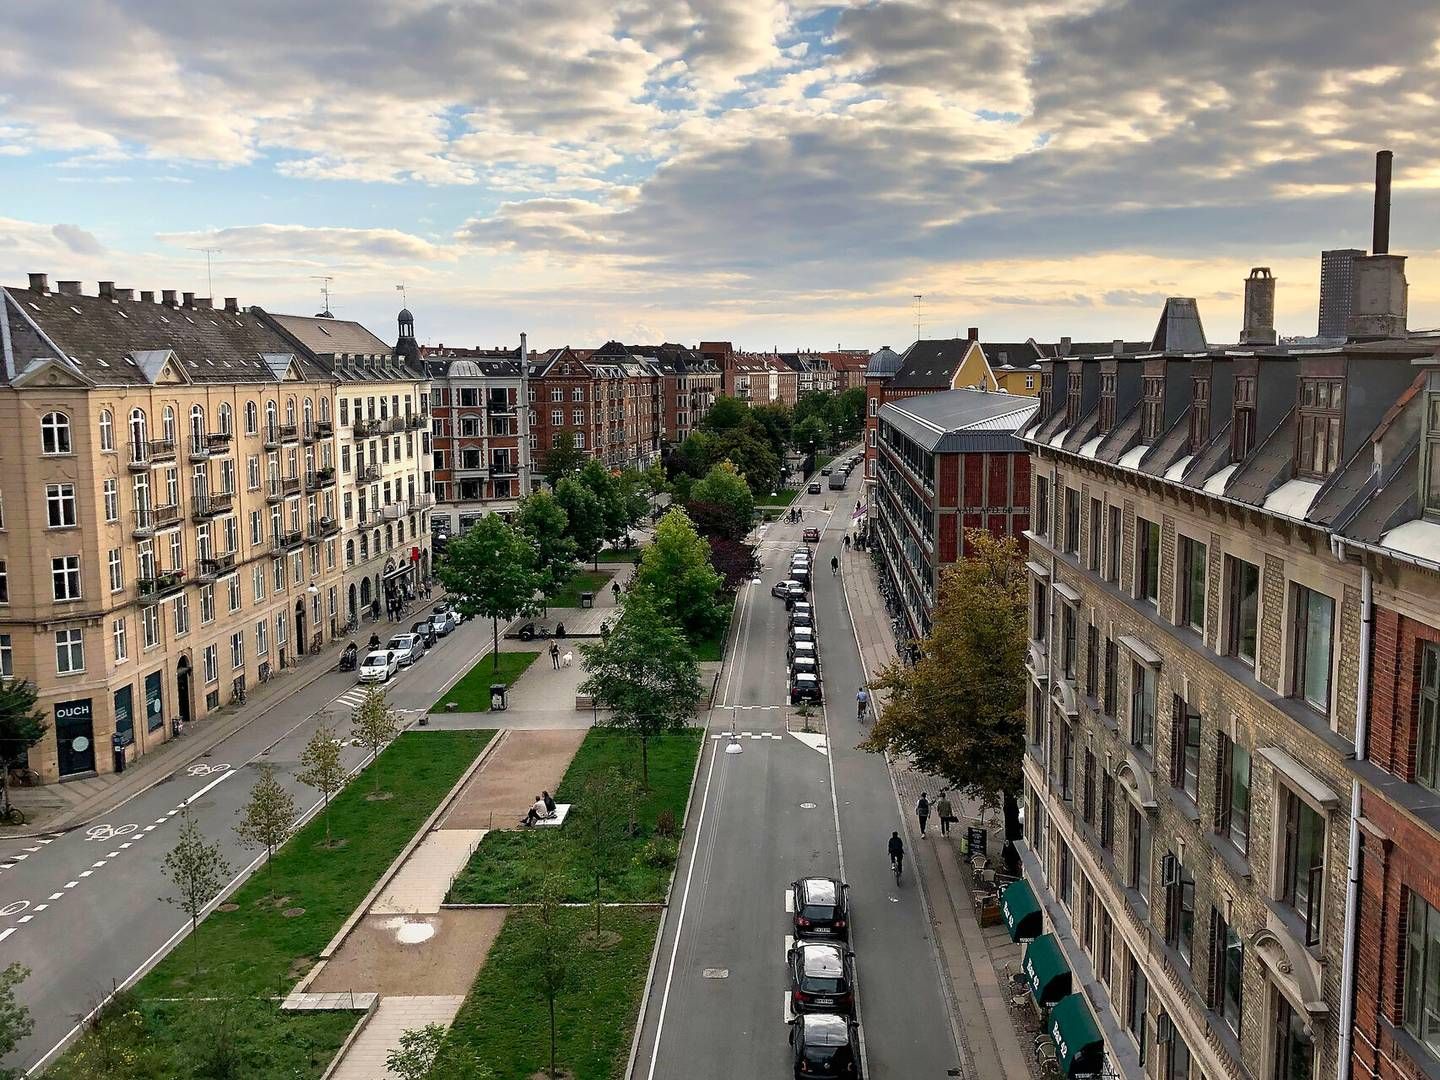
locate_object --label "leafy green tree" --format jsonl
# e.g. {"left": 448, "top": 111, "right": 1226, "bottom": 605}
{"left": 579, "top": 592, "right": 704, "bottom": 786}
{"left": 351, "top": 687, "right": 401, "bottom": 791}
{"left": 0, "top": 680, "right": 47, "bottom": 820}
{"left": 750, "top": 402, "right": 794, "bottom": 457}
{"left": 670, "top": 429, "right": 719, "bottom": 479}
{"left": 713, "top": 425, "right": 780, "bottom": 496}
{"left": 574, "top": 768, "right": 633, "bottom": 934}
{"left": 523, "top": 875, "right": 574, "bottom": 1080}
{"left": 387, "top": 1024, "right": 493, "bottom": 1080}
{"left": 578, "top": 459, "right": 628, "bottom": 547}
{"left": 642, "top": 456, "right": 669, "bottom": 506}
{"left": 0, "top": 963, "right": 32, "bottom": 1080}
{"left": 555, "top": 475, "right": 605, "bottom": 568}
{"left": 833, "top": 387, "right": 867, "bottom": 439}
{"left": 793, "top": 414, "right": 828, "bottom": 457}
{"left": 233, "top": 764, "right": 296, "bottom": 879}
{"left": 631, "top": 509, "right": 726, "bottom": 641}
{"left": 297, "top": 723, "right": 348, "bottom": 844}
{"left": 863, "top": 530, "right": 1027, "bottom": 811}
{"left": 163, "top": 811, "right": 231, "bottom": 974}
{"left": 540, "top": 439, "right": 586, "bottom": 488}
{"left": 688, "top": 461, "right": 755, "bottom": 540}
{"left": 699, "top": 394, "right": 748, "bottom": 432}
{"left": 517, "top": 488, "right": 577, "bottom": 608}
{"left": 436, "top": 513, "right": 540, "bottom": 668}
{"left": 616, "top": 467, "right": 652, "bottom": 530}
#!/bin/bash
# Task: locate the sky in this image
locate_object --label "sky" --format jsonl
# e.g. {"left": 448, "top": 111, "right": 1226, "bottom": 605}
{"left": 6, "top": 0, "right": 1440, "bottom": 352}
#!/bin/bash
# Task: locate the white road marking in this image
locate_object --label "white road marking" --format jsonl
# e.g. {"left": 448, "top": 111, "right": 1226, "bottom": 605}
{"left": 23, "top": 847, "right": 39, "bottom": 853}
{"left": 0, "top": 929, "right": 14, "bottom": 943}
{"left": 184, "top": 769, "right": 237, "bottom": 806}
{"left": 18, "top": 916, "right": 32, "bottom": 924}
{"left": 789, "top": 731, "right": 828, "bottom": 754}
{"left": 784, "top": 890, "right": 794, "bottom": 913}
{"left": 119, "top": 842, "right": 132, "bottom": 849}
{"left": 63, "top": 881, "right": 77, "bottom": 889}
{"left": 783, "top": 992, "right": 795, "bottom": 1023}
{"left": 11, "top": 853, "right": 26, "bottom": 861}
{"left": 47, "top": 893, "right": 62, "bottom": 901}
{"left": 106, "top": 851, "right": 120, "bottom": 858}
{"left": 78, "top": 871, "right": 93, "bottom": 878}
{"left": 143, "top": 825, "right": 157, "bottom": 832}
{"left": 36, "top": 838, "right": 53, "bottom": 845}
{"left": 32, "top": 905, "right": 46, "bottom": 912}
{"left": 91, "top": 861, "right": 107, "bottom": 869}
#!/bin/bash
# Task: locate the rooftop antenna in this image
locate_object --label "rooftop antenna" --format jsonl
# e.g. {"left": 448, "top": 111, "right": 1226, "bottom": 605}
{"left": 395, "top": 282, "right": 408, "bottom": 307}
{"left": 191, "top": 247, "right": 222, "bottom": 298}
{"left": 311, "top": 275, "right": 334, "bottom": 318}
{"left": 913, "top": 294, "right": 924, "bottom": 341}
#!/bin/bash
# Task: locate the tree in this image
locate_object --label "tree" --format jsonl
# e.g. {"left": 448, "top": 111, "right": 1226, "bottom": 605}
{"left": 0, "top": 964, "right": 32, "bottom": 1080}
{"left": 436, "top": 513, "right": 540, "bottom": 669}
{"left": 163, "top": 811, "right": 231, "bottom": 974}
{"left": 792, "top": 414, "right": 829, "bottom": 457}
{"left": 516, "top": 488, "right": 576, "bottom": 607}
{"left": 522, "top": 875, "right": 574, "bottom": 1080}
{"left": 555, "top": 475, "right": 605, "bottom": 569}
{"left": 630, "top": 509, "right": 726, "bottom": 641}
{"left": 387, "top": 1024, "right": 492, "bottom": 1080}
{"left": 233, "top": 764, "right": 296, "bottom": 879}
{"left": 574, "top": 769, "right": 633, "bottom": 935}
{"left": 833, "top": 387, "right": 866, "bottom": 440}
{"left": 351, "top": 687, "right": 401, "bottom": 791}
{"left": 541, "top": 439, "right": 586, "bottom": 488}
{"left": 0, "top": 680, "right": 47, "bottom": 820}
{"left": 578, "top": 459, "right": 628, "bottom": 547}
{"left": 579, "top": 591, "right": 704, "bottom": 785}
{"left": 699, "top": 394, "right": 748, "bottom": 432}
{"left": 688, "top": 461, "right": 755, "bottom": 540}
{"left": 712, "top": 424, "right": 781, "bottom": 496}
{"left": 616, "top": 467, "right": 652, "bottom": 530}
{"left": 862, "top": 530, "right": 1027, "bottom": 813}
{"left": 642, "top": 456, "right": 669, "bottom": 507}
{"left": 297, "top": 724, "right": 348, "bottom": 845}
{"left": 750, "top": 402, "right": 794, "bottom": 458}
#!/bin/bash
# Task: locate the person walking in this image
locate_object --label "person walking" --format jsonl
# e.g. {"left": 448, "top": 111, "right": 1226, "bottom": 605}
{"left": 549, "top": 641, "right": 561, "bottom": 670}
{"left": 916, "top": 792, "right": 931, "bottom": 837}
{"left": 611, "top": 580, "right": 621, "bottom": 602}
{"left": 935, "top": 792, "right": 954, "bottom": 837}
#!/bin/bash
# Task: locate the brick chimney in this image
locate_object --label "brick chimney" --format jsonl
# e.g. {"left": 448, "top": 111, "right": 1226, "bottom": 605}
{"left": 967, "top": 326, "right": 979, "bottom": 341}
{"left": 140, "top": 290, "right": 155, "bottom": 303}
{"left": 1348, "top": 150, "right": 1408, "bottom": 339}
{"left": 27, "top": 272, "right": 49, "bottom": 294}
{"left": 194, "top": 297, "right": 212, "bottom": 310}
{"left": 182, "top": 291, "right": 195, "bottom": 308}
{"left": 1112, "top": 339, "right": 1124, "bottom": 356}
{"left": 1240, "top": 267, "right": 1277, "bottom": 346}
{"left": 57, "top": 280, "right": 81, "bottom": 296}
{"left": 1059, "top": 336, "right": 1072, "bottom": 356}
{"left": 115, "top": 287, "right": 133, "bottom": 301}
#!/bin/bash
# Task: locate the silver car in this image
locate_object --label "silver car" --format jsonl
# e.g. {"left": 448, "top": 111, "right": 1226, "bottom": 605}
{"left": 386, "top": 633, "right": 422, "bottom": 666}
{"left": 430, "top": 609, "right": 458, "bottom": 637}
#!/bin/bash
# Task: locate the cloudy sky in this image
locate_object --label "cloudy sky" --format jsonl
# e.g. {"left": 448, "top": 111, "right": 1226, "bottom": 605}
{"left": 5, "top": 0, "right": 1440, "bottom": 351}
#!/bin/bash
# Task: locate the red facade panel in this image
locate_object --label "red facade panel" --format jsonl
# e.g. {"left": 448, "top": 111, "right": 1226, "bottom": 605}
{"left": 963, "top": 454, "right": 985, "bottom": 508}
{"left": 987, "top": 513, "right": 1008, "bottom": 539}
{"left": 939, "top": 454, "right": 960, "bottom": 507}
{"left": 1012, "top": 456, "right": 1031, "bottom": 508}
{"left": 987, "top": 454, "right": 1009, "bottom": 509}
{"left": 938, "top": 512, "right": 958, "bottom": 563}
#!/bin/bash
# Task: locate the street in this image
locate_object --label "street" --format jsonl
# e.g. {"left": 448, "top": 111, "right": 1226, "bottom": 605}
{"left": 633, "top": 472, "right": 964, "bottom": 1080}
{"left": 0, "top": 609, "right": 500, "bottom": 1075}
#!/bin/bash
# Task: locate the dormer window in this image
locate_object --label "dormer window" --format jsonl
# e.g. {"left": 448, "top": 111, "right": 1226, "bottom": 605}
{"left": 1039, "top": 372, "right": 1053, "bottom": 418}
{"left": 1140, "top": 376, "right": 1164, "bottom": 442}
{"left": 1066, "top": 371, "right": 1082, "bottom": 422}
{"left": 1230, "top": 376, "right": 1256, "bottom": 462}
{"left": 1189, "top": 376, "right": 1210, "bottom": 452}
{"left": 1296, "top": 377, "right": 1345, "bottom": 479}
{"left": 1423, "top": 393, "right": 1440, "bottom": 516}
{"left": 1099, "top": 373, "right": 1116, "bottom": 433}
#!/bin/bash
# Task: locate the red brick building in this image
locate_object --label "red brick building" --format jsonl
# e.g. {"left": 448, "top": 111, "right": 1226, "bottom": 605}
{"left": 528, "top": 345, "right": 666, "bottom": 474}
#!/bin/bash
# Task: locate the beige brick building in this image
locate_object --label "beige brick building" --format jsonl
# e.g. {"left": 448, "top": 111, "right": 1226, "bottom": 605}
{"left": 0, "top": 276, "right": 347, "bottom": 782}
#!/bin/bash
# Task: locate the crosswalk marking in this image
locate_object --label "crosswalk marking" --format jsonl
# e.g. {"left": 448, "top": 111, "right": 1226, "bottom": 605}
{"left": 710, "top": 732, "right": 783, "bottom": 740}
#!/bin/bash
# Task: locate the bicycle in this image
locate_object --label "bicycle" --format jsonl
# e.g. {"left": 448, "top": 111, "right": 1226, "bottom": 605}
{"left": 856, "top": 691, "right": 869, "bottom": 722}
{"left": 891, "top": 852, "right": 903, "bottom": 886}
{"left": 0, "top": 803, "right": 26, "bottom": 827}
{"left": 258, "top": 660, "right": 273, "bottom": 684}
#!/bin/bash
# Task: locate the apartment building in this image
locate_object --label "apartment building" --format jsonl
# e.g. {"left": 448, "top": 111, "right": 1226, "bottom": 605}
{"left": 260, "top": 308, "right": 432, "bottom": 625}
{"left": 619, "top": 342, "right": 720, "bottom": 446}
{"left": 1012, "top": 219, "right": 1434, "bottom": 1080}
{"left": 528, "top": 347, "right": 663, "bottom": 474}
{"left": 422, "top": 340, "right": 530, "bottom": 529}
{"left": 821, "top": 349, "right": 872, "bottom": 392}
{"left": 780, "top": 351, "right": 837, "bottom": 396}
{"left": 873, "top": 388, "right": 1036, "bottom": 638}
{"left": 0, "top": 276, "right": 345, "bottom": 782}
{"left": 723, "top": 351, "right": 797, "bottom": 405}
{"left": 863, "top": 345, "right": 903, "bottom": 508}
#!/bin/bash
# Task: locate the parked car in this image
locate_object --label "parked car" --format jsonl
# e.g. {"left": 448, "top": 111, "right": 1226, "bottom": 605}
{"left": 790, "top": 655, "right": 819, "bottom": 679}
{"left": 792, "top": 567, "right": 811, "bottom": 590}
{"left": 430, "top": 609, "right": 458, "bottom": 637}
{"left": 790, "top": 877, "right": 850, "bottom": 940}
{"left": 788, "top": 639, "right": 818, "bottom": 669}
{"left": 789, "top": 671, "right": 822, "bottom": 706}
{"left": 820, "top": 467, "right": 832, "bottom": 476}
{"left": 790, "top": 556, "right": 811, "bottom": 573}
{"left": 803, "top": 526, "right": 821, "bottom": 543}
{"left": 773, "top": 578, "right": 804, "bottom": 599}
{"left": 791, "top": 600, "right": 813, "bottom": 617}
{"left": 410, "top": 621, "right": 437, "bottom": 648}
{"left": 358, "top": 650, "right": 399, "bottom": 683}
{"left": 385, "top": 634, "right": 422, "bottom": 666}
{"left": 790, "top": 624, "right": 816, "bottom": 647}
{"left": 808, "top": 482, "right": 822, "bottom": 494}
{"left": 786, "top": 941, "right": 856, "bottom": 1017}
{"left": 789, "top": 610, "right": 815, "bottom": 631}
{"left": 789, "top": 1014, "right": 861, "bottom": 1079}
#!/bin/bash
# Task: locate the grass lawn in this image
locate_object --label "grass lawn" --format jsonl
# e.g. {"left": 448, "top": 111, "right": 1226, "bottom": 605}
{"left": 443, "top": 907, "right": 659, "bottom": 1080}
{"left": 594, "top": 546, "right": 644, "bottom": 563}
{"left": 431, "top": 650, "right": 539, "bottom": 713}
{"left": 757, "top": 487, "right": 799, "bottom": 507}
{"left": 549, "top": 567, "right": 615, "bottom": 608}
{"left": 691, "top": 597, "right": 734, "bottom": 662}
{"left": 48, "top": 729, "right": 495, "bottom": 1080}
{"left": 447, "top": 728, "right": 702, "bottom": 904}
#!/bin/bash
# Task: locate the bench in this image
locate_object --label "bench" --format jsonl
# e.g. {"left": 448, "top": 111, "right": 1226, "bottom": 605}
{"left": 575, "top": 694, "right": 595, "bottom": 711}
{"left": 533, "top": 804, "right": 573, "bottom": 828}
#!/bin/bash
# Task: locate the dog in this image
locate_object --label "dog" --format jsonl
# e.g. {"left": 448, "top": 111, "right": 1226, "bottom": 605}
{"left": 561, "top": 651, "right": 573, "bottom": 668}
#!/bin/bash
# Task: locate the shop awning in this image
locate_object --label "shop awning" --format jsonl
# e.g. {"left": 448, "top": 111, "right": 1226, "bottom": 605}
{"left": 1024, "top": 933, "right": 1073, "bottom": 1006}
{"left": 1001, "top": 879, "right": 1043, "bottom": 942}
{"left": 1048, "top": 993, "right": 1104, "bottom": 1077}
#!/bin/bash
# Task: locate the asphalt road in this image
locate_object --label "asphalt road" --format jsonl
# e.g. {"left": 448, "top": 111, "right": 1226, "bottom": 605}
{"left": 0, "top": 608, "right": 499, "bottom": 1075}
{"left": 633, "top": 465, "right": 964, "bottom": 1080}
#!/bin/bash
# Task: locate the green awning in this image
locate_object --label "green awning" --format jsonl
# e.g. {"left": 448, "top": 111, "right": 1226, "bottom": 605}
{"left": 1048, "top": 993, "right": 1104, "bottom": 1077}
{"left": 1001, "top": 878, "right": 1043, "bottom": 942}
{"left": 1024, "top": 932, "right": 1073, "bottom": 1006}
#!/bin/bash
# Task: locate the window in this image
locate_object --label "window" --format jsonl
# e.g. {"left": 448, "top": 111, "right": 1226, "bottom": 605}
{"left": 1058, "top": 720, "right": 1074, "bottom": 802}
{"left": 572, "top": 408, "right": 584, "bottom": 425}
{"left": 1064, "top": 488, "right": 1080, "bottom": 555}
{"left": 1085, "top": 624, "right": 1099, "bottom": 698}
{"left": 1100, "top": 770, "right": 1115, "bottom": 851}
{"left": 550, "top": 388, "right": 562, "bottom": 402}
{"left": 1279, "top": 789, "right": 1325, "bottom": 946}
{"left": 230, "top": 631, "right": 245, "bottom": 670}
{"left": 1136, "top": 516, "right": 1160, "bottom": 605}
{"left": 1128, "top": 803, "right": 1151, "bottom": 903}
{"left": 228, "top": 575, "right": 241, "bottom": 613}
{"left": 1164, "top": 853, "right": 1197, "bottom": 966}
{"left": 142, "top": 604, "right": 159, "bottom": 649}
{"left": 1088, "top": 498, "right": 1102, "bottom": 572}
{"left": 1209, "top": 907, "right": 1243, "bottom": 1035}
{"left": 1225, "top": 556, "right": 1260, "bottom": 667}
{"left": 108, "top": 549, "right": 123, "bottom": 592}
{"left": 1232, "top": 375, "right": 1256, "bottom": 462}
{"left": 1131, "top": 660, "right": 1155, "bottom": 752}
{"left": 573, "top": 431, "right": 585, "bottom": 449}
{"left": 1061, "top": 604, "right": 1077, "bottom": 680}
{"left": 1272, "top": 993, "right": 1314, "bottom": 1080}
{"left": 173, "top": 593, "right": 189, "bottom": 636}
{"left": 1164, "top": 1032, "right": 1193, "bottom": 1080}
{"left": 252, "top": 565, "right": 265, "bottom": 603}
{"left": 1179, "top": 536, "right": 1206, "bottom": 632}
{"left": 1106, "top": 505, "right": 1121, "bottom": 583}
{"left": 1189, "top": 375, "right": 1210, "bottom": 451}
{"left": 257, "top": 620, "right": 269, "bottom": 658}
{"left": 46, "top": 483, "right": 77, "bottom": 527}
{"left": 203, "top": 644, "right": 218, "bottom": 684}
{"left": 1291, "top": 585, "right": 1334, "bottom": 713}
{"left": 1419, "top": 645, "right": 1440, "bottom": 792}
{"left": 55, "top": 628, "right": 84, "bottom": 673}
{"left": 51, "top": 556, "right": 81, "bottom": 601}
{"left": 1083, "top": 749, "right": 1096, "bottom": 826}
{"left": 112, "top": 618, "right": 128, "bottom": 662}
{"left": 1035, "top": 477, "right": 1049, "bottom": 538}
{"left": 1058, "top": 841, "right": 1074, "bottom": 910}
{"left": 551, "top": 408, "right": 563, "bottom": 426}
{"left": 1170, "top": 696, "right": 1201, "bottom": 802}
{"left": 1032, "top": 580, "right": 1048, "bottom": 643}
{"left": 1103, "top": 638, "right": 1118, "bottom": 715}
{"left": 1424, "top": 394, "right": 1440, "bottom": 515}
{"left": 1125, "top": 951, "right": 1149, "bottom": 1064}
{"left": 1215, "top": 734, "right": 1251, "bottom": 854}
{"left": 99, "top": 409, "right": 114, "bottom": 451}
{"left": 40, "top": 411, "right": 72, "bottom": 454}
{"left": 200, "top": 582, "right": 215, "bottom": 624}
{"left": 245, "top": 401, "right": 258, "bottom": 435}
{"left": 0, "top": 561, "right": 7, "bottom": 604}
{"left": 0, "top": 635, "right": 14, "bottom": 676}
{"left": 1296, "top": 377, "right": 1345, "bottom": 479}
{"left": 1405, "top": 892, "right": 1440, "bottom": 1058}
{"left": 1099, "top": 371, "right": 1117, "bottom": 433}
{"left": 1099, "top": 908, "right": 1114, "bottom": 989}
{"left": 103, "top": 479, "right": 118, "bottom": 522}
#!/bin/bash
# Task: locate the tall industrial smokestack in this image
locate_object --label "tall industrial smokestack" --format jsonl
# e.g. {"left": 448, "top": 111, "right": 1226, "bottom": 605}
{"left": 1373, "top": 149, "right": 1393, "bottom": 255}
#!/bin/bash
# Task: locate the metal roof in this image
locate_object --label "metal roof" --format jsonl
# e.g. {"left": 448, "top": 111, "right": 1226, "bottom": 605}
{"left": 879, "top": 388, "right": 1038, "bottom": 453}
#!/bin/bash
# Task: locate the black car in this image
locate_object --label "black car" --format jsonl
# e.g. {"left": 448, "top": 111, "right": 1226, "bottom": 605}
{"left": 789, "top": 1013, "right": 861, "bottom": 1078}
{"left": 820, "top": 467, "right": 832, "bottom": 476}
{"left": 808, "top": 482, "right": 822, "bottom": 494}
{"left": 791, "top": 877, "right": 850, "bottom": 940}
{"left": 410, "top": 621, "right": 437, "bottom": 648}
{"left": 789, "top": 672, "right": 822, "bottom": 706}
{"left": 787, "top": 941, "right": 856, "bottom": 1017}
{"left": 789, "top": 610, "right": 815, "bottom": 631}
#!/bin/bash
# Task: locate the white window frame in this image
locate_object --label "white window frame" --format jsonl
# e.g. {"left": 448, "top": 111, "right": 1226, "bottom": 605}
{"left": 55, "top": 628, "right": 84, "bottom": 674}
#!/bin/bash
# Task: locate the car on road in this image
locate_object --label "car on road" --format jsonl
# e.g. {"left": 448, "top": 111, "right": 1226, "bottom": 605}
{"left": 789, "top": 671, "right": 822, "bottom": 706}
{"left": 790, "top": 877, "right": 850, "bottom": 940}
{"left": 787, "top": 941, "right": 856, "bottom": 1017}
{"left": 773, "top": 578, "right": 805, "bottom": 599}
{"left": 820, "top": 466, "right": 832, "bottom": 476}
{"left": 792, "top": 567, "right": 811, "bottom": 590}
{"left": 789, "top": 1013, "right": 861, "bottom": 1079}
{"left": 808, "top": 481, "right": 822, "bottom": 494}
{"left": 791, "top": 600, "right": 812, "bottom": 617}
{"left": 788, "top": 639, "right": 818, "bottom": 669}
{"left": 410, "top": 620, "right": 438, "bottom": 648}
{"left": 789, "top": 624, "right": 816, "bottom": 647}
{"left": 789, "top": 610, "right": 815, "bottom": 631}
{"left": 386, "top": 633, "right": 423, "bottom": 666}
{"left": 803, "top": 526, "right": 821, "bottom": 543}
{"left": 790, "top": 555, "right": 811, "bottom": 572}
{"left": 790, "top": 655, "right": 819, "bottom": 680}
{"left": 358, "top": 650, "right": 399, "bottom": 683}
{"left": 430, "top": 609, "right": 459, "bottom": 637}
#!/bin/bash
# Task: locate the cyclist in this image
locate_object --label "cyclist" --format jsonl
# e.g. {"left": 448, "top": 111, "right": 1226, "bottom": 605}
{"left": 856, "top": 686, "right": 870, "bottom": 719}
{"left": 843, "top": 534, "right": 851, "bottom": 550}
{"left": 831, "top": 555, "right": 839, "bottom": 576}
{"left": 888, "top": 831, "right": 905, "bottom": 880}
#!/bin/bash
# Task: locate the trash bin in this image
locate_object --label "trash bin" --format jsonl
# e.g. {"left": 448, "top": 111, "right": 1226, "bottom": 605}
{"left": 580, "top": 592, "right": 594, "bottom": 609}
{"left": 490, "top": 683, "right": 509, "bottom": 711}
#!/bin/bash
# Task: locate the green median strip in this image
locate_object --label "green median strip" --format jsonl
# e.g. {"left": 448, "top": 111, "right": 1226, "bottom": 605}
{"left": 430, "top": 650, "right": 539, "bottom": 713}
{"left": 547, "top": 567, "right": 615, "bottom": 608}
{"left": 47, "top": 729, "right": 495, "bottom": 1080}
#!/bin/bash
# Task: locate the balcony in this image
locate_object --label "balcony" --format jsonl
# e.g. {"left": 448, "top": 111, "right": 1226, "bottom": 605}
{"left": 357, "top": 509, "right": 386, "bottom": 529}
{"left": 360, "top": 465, "right": 380, "bottom": 483}
{"left": 354, "top": 418, "right": 382, "bottom": 438}
{"left": 316, "top": 419, "right": 334, "bottom": 439}
{"left": 138, "top": 569, "right": 186, "bottom": 601}
{"left": 265, "top": 476, "right": 302, "bottom": 502}
{"left": 305, "top": 467, "right": 337, "bottom": 491}
{"left": 187, "top": 438, "right": 211, "bottom": 462}
{"left": 279, "top": 422, "right": 299, "bottom": 444}
{"left": 263, "top": 424, "right": 282, "bottom": 449}
{"left": 486, "top": 401, "right": 517, "bottom": 417}
{"left": 271, "top": 530, "right": 304, "bottom": 555}
{"left": 191, "top": 491, "right": 235, "bottom": 520}
{"left": 127, "top": 441, "right": 152, "bottom": 470}
{"left": 384, "top": 416, "right": 407, "bottom": 435}
{"left": 197, "top": 553, "right": 236, "bottom": 581}
{"left": 148, "top": 502, "right": 182, "bottom": 531}
{"left": 307, "top": 516, "right": 340, "bottom": 542}
{"left": 452, "top": 461, "right": 488, "bottom": 479}
{"left": 490, "top": 461, "right": 518, "bottom": 478}
{"left": 415, "top": 493, "right": 435, "bottom": 509}
{"left": 407, "top": 413, "right": 428, "bottom": 430}
{"left": 206, "top": 430, "right": 233, "bottom": 453}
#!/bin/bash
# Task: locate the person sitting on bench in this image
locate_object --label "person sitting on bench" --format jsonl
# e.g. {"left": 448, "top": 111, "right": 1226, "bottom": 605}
{"left": 522, "top": 794, "right": 552, "bottom": 827}
{"left": 542, "top": 790, "right": 556, "bottom": 815}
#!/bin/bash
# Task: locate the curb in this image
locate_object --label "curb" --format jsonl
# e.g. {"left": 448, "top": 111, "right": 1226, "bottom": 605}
{"left": 317, "top": 996, "right": 381, "bottom": 1080}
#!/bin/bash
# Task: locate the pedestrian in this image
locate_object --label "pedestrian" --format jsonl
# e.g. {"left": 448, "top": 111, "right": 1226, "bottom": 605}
{"left": 916, "top": 792, "right": 931, "bottom": 837}
{"left": 612, "top": 581, "right": 621, "bottom": 601}
{"left": 935, "top": 791, "right": 954, "bottom": 836}
{"left": 549, "top": 641, "right": 561, "bottom": 670}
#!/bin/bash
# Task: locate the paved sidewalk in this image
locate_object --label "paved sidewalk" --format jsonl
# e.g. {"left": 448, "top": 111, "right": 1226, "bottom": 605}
{"left": 841, "top": 544, "right": 1036, "bottom": 1080}
{"left": 329, "top": 995, "right": 467, "bottom": 1080}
